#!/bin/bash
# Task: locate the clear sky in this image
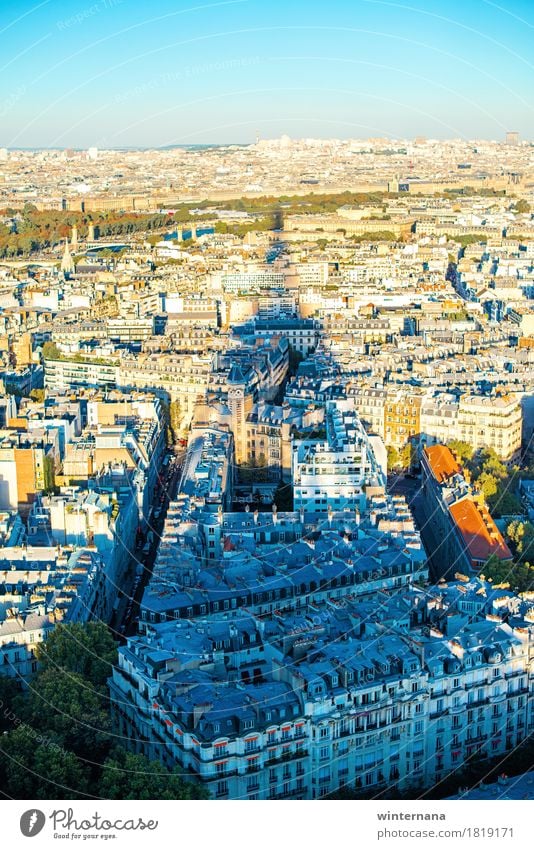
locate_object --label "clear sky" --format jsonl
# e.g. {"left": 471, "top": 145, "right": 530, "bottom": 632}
{"left": 1, "top": 0, "right": 533, "bottom": 148}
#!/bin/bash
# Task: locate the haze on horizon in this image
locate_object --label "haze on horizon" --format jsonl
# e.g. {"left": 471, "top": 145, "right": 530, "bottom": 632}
{"left": 1, "top": 0, "right": 533, "bottom": 149}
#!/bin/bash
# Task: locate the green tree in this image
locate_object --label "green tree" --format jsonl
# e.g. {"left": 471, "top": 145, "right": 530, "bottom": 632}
{"left": 29, "top": 388, "right": 45, "bottom": 403}
{"left": 0, "top": 726, "right": 90, "bottom": 800}
{"left": 476, "top": 472, "right": 499, "bottom": 499}
{"left": 386, "top": 445, "right": 400, "bottom": 471}
{"left": 36, "top": 622, "right": 117, "bottom": 688}
{"left": 99, "top": 748, "right": 209, "bottom": 800}
{"left": 399, "top": 442, "right": 416, "bottom": 471}
{"left": 506, "top": 521, "right": 534, "bottom": 562}
{"left": 481, "top": 553, "right": 511, "bottom": 585}
{"left": 41, "top": 340, "right": 61, "bottom": 360}
{"left": 482, "top": 552, "right": 534, "bottom": 593}
{"left": 447, "top": 440, "right": 474, "bottom": 464}
{"left": 0, "top": 676, "right": 24, "bottom": 732}
{"left": 23, "top": 669, "right": 111, "bottom": 762}
{"left": 168, "top": 399, "right": 182, "bottom": 443}
{"left": 491, "top": 490, "right": 522, "bottom": 518}
{"left": 515, "top": 199, "right": 531, "bottom": 214}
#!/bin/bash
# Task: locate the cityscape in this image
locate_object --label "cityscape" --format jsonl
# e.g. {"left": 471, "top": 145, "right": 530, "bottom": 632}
{"left": 1, "top": 0, "right": 534, "bottom": 815}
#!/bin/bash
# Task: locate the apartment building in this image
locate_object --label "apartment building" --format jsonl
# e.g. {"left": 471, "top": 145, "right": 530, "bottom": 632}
{"left": 245, "top": 403, "right": 291, "bottom": 482}
{"left": 292, "top": 400, "right": 386, "bottom": 515}
{"left": 0, "top": 545, "right": 108, "bottom": 680}
{"left": 456, "top": 394, "right": 522, "bottom": 460}
{"left": 421, "top": 445, "right": 513, "bottom": 579}
{"left": 110, "top": 576, "right": 534, "bottom": 800}
{"left": 45, "top": 356, "right": 120, "bottom": 390}
{"left": 383, "top": 389, "right": 422, "bottom": 451}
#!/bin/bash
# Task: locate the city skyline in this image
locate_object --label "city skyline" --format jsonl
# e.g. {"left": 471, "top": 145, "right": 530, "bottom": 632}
{"left": 2, "top": 0, "right": 534, "bottom": 820}
{"left": 2, "top": 0, "right": 534, "bottom": 148}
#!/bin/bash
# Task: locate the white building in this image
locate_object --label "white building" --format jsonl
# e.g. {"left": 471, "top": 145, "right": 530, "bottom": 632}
{"left": 293, "top": 399, "right": 386, "bottom": 514}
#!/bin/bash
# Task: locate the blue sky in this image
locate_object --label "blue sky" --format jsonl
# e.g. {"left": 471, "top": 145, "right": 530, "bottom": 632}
{"left": 1, "top": 0, "right": 533, "bottom": 147}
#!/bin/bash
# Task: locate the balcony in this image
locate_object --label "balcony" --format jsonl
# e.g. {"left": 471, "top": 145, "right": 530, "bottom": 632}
{"left": 245, "top": 764, "right": 261, "bottom": 774}
{"left": 273, "top": 788, "right": 306, "bottom": 800}
{"left": 246, "top": 781, "right": 260, "bottom": 793}
{"left": 265, "top": 749, "right": 308, "bottom": 766}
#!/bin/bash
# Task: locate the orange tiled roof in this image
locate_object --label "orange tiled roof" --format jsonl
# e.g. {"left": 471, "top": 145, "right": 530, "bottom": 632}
{"left": 424, "top": 444, "right": 461, "bottom": 484}
{"left": 449, "top": 498, "right": 513, "bottom": 565}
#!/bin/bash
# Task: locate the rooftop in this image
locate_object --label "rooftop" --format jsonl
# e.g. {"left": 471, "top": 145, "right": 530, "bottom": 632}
{"left": 424, "top": 444, "right": 461, "bottom": 484}
{"left": 449, "top": 498, "right": 513, "bottom": 564}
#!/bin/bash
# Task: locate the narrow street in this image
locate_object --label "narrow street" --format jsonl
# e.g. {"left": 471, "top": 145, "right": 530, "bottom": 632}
{"left": 112, "top": 449, "right": 183, "bottom": 640}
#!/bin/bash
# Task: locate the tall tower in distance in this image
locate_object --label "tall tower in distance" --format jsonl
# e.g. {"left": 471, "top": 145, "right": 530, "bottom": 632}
{"left": 506, "top": 131, "right": 519, "bottom": 146}
{"left": 61, "top": 239, "right": 74, "bottom": 278}
{"left": 226, "top": 364, "right": 254, "bottom": 466}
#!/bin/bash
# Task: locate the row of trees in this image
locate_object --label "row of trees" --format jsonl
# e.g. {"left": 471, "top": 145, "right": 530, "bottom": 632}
{"left": 0, "top": 207, "right": 187, "bottom": 258}
{"left": 0, "top": 191, "right": 398, "bottom": 259}
{"left": 0, "top": 623, "right": 208, "bottom": 799}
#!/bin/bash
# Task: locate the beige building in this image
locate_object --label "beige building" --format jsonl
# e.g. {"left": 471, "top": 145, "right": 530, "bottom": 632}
{"left": 456, "top": 394, "right": 522, "bottom": 460}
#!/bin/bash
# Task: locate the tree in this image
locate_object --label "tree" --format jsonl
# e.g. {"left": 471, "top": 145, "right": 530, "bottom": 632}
{"left": 506, "top": 521, "right": 534, "bottom": 562}
{"left": 42, "top": 340, "right": 61, "bottom": 360}
{"left": 0, "top": 726, "right": 90, "bottom": 800}
{"left": 470, "top": 448, "right": 507, "bottom": 481}
{"left": 29, "top": 388, "right": 45, "bottom": 403}
{"left": 481, "top": 553, "right": 511, "bottom": 586}
{"left": 36, "top": 622, "right": 117, "bottom": 688}
{"left": 386, "top": 445, "right": 400, "bottom": 471}
{"left": 168, "top": 399, "right": 182, "bottom": 443}
{"left": 482, "top": 552, "right": 534, "bottom": 593}
{"left": 23, "top": 669, "right": 111, "bottom": 762}
{"left": 447, "top": 440, "right": 473, "bottom": 464}
{"left": 399, "top": 442, "right": 416, "bottom": 471}
{"left": 476, "top": 472, "right": 499, "bottom": 499}
{"left": 99, "top": 748, "right": 209, "bottom": 800}
{"left": 491, "top": 490, "right": 522, "bottom": 518}
{"left": 0, "top": 676, "right": 24, "bottom": 733}
{"left": 515, "top": 199, "right": 531, "bottom": 214}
